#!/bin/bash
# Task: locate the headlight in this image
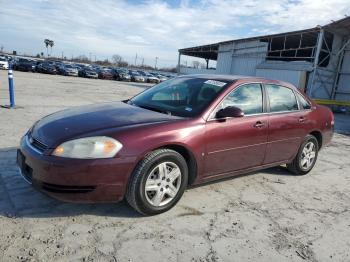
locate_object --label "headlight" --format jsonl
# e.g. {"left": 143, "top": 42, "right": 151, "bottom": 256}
{"left": 52, "top": 136, "right": 123, "bottom": 159}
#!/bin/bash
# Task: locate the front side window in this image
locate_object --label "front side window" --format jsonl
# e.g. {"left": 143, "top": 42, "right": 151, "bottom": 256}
{"left": 130, "top": 77, "right": 231, "bottom": 117}
{"left": 219, "top": 83, "right": 263, "bottom": 115}
{"left": 266, "top": 85, "right": 298, "bottom": 112}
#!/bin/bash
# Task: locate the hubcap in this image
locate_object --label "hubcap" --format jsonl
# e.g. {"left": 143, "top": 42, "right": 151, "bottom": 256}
{"left": 145, "top": 162, "right": 182, "bottom": 207}
{"left": 300, "top": 142, "right": 316, "bottom": 170}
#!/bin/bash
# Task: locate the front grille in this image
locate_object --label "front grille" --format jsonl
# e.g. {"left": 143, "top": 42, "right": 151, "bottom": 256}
{"left": 29, "top": 136, "right": 48, "bottom": 152}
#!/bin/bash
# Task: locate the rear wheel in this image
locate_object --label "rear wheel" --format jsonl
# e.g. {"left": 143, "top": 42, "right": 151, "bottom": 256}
{"left": 126, "top": 149, "right": 188, "bottom": 215}
{"left": 287, "top": 135, "right": 318, "bottom": 175}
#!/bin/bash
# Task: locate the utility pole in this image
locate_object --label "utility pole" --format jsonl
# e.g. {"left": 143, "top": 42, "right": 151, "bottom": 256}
{"left": 134, "top": 53, "right": 138, "bottom": 66}
{"left": 89, "top": 52, "right": 92, "bottom": 62}
{"left": 61, "top": 51, "right": 64, "bottom": 60}
{"left": 94, "top": 55, "right": 96, "bottom": 62}
{"left": 154, "top": 57, "right": 159, "bottom": 70}
{"left": 141, "top": 58, "right": 144, "bottom": 68}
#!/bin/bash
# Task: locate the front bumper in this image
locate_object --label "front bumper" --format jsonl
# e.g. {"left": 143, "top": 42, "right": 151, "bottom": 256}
{"left": 100, "top": 75, "right": 114, "bottom": 79}
{"left": 17, "top": 135, "right": 136, "bottom": 203}
{"left": 44, "top": 70, "right": 57, "bottom": 74}
{"left": 66, "top": 71, "right": 78, "bottom": 76}
{"left": 86, "top": 74, "right": 98, "bottom": 78}
{"left": 119, "top": 75, "right": 131, "bottom": 81}
{"left": 148, "top": 78, "right": 159, "bottom": 83}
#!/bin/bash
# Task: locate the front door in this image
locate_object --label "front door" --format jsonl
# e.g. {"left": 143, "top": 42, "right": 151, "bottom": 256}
{"left": 204, "top": 83, "right": 268, "bottom": 177}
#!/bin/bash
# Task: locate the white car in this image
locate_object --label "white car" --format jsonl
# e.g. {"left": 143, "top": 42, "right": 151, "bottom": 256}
{"left": 0, "top": 58, "right": 9, "bottom": 70}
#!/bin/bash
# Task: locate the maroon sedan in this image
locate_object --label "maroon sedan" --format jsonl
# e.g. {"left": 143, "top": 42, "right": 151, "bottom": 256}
{"left": 98, "top": 68, "right": 114, "bottom": 80}
{"left": 17, "top": 75, "right": 334, "bottom": 215}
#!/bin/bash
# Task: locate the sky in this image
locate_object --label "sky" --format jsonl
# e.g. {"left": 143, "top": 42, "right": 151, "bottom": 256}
{"left": 0, "top": 0, "right": 349, "bottom": 68}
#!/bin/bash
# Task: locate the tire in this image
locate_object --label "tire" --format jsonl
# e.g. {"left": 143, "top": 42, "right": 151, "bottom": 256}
{"left": 126, "top": 149, "right": 188, "bottom": 215}
{"left": 287, "top": 134, "right": 319, "bottom": 176}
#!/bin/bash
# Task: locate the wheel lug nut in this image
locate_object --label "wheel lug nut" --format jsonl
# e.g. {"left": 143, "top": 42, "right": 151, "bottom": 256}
{"left": 166, "top": 178, "right": 170, "bottom": 182}
{"left": 157, "top": 183, "right": 161, "bottom": 186}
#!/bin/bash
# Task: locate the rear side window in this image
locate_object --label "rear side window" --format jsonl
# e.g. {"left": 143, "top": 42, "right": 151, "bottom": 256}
{"left": 220, "top": 83, "right": 263, "bottom": 115}
{"left": 296, "top": 92, "right": 311, "bottom": 110}
{"left": 266, "top": 85, "right": 298, "bottom": 112}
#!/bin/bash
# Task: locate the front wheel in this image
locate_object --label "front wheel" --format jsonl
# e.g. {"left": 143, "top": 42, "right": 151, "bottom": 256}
{"left": 287, "top": 135, "right": 319, "bottom": 175}
{"left": 126, "top": 149, "right": 188, "bottom": 215}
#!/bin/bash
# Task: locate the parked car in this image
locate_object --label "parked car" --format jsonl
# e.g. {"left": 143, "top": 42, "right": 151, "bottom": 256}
{"left": 0, "top": 57, "right": 9, "bottom": 70}
{"left": 138, "top": 71, "right": 160, "bottom": 83}
{"left": 79, "top": 67, "right": 98, "bottom": 79}
{"left": 129, "top": 71, "right": 145, "bottom": 82}
{"left": 98, "top": 68, "right": 114, "bottom": 80}
{"left": 113, "top": 69, "right": 131, "bottom": 81}
{"left": 13, "top": 59, "right": 36, "bottom": 72}
{"left": 36, "top": 62, "right": 57, "bottom": 74}
{"left": 60, "top": 64, "right": 79, "bottom": 77}
{"left": 152, "top": 73, "right": 168, "bottom": 82}
{"left": 53, "top": 61, "right": 64, "bottom": 71}
{"left": 17, "top": 75, "right": 334, "bottom": 215}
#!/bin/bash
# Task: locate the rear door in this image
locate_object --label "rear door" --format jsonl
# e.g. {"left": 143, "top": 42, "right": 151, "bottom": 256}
{"left": 204, "top": 83, "right": 268, "bottom": 176}
{"left": 263, "top": 84, "right": 309, "bottom": 164}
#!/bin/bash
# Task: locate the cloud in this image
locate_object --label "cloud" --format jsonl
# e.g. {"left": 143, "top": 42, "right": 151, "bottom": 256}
{"left": 0, "top": 0, "right": 349, "bottom": 67}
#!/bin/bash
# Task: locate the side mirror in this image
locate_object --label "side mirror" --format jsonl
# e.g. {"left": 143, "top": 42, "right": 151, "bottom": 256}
{"left": 216, "top": 106, "right": 244, "bottom": 119}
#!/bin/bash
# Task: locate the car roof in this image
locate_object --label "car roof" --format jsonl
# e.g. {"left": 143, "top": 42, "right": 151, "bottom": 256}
{"left": 178, "top": 74, "right": 297, "bottom": 89}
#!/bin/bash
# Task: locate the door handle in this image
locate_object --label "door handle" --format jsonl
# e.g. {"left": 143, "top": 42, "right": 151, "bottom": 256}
{"left": 299, "top": 117, "right": 306, "bottom": 123}
{"left": 254, "top": 121, "right": 265, "bottom": 128}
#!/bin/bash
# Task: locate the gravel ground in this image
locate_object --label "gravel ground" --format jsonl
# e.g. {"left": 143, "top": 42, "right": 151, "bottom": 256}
{"left": 0, "top": 71, "right": 349, "bottom": 262}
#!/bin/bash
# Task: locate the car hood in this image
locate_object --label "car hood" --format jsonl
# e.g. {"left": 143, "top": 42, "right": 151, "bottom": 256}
{"left": 31, "top": 102, "right": 181, "bottom": 147}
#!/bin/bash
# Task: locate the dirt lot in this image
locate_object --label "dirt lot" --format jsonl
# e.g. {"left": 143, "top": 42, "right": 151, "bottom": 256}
{"left": 0, "top": 71, "right": 350, "bottom": 262}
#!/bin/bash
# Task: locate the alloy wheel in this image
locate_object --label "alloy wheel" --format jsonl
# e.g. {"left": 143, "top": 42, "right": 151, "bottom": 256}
{"left": 144, "top": 162, "right": 182, "bottom": 207}
{"left": 300, "top": 141, "right": 316, "bottom": 170}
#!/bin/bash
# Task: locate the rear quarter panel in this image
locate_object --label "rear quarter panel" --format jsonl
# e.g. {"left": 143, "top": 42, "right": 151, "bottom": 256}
{"left": 309, "top": 104, "right": 334, "bottom": 147}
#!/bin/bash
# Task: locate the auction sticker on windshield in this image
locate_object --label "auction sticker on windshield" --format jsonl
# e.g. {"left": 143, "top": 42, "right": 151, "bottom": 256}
{"left": 204, "top": 80, "right": 227, "bottom": 87}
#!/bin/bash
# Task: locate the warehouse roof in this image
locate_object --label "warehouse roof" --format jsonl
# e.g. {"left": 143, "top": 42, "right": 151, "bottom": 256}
{"left": 179, "top": 16, "right": 350, "bottom": 61}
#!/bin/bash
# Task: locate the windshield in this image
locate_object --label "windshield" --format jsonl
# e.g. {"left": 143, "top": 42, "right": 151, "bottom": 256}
{"left": 130, "top": 77, "right": 231, "bottom": 117}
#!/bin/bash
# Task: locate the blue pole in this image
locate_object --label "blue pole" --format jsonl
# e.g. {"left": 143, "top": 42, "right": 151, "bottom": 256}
{"left": 8, "top": 64, "right": 15, "bottom": 108}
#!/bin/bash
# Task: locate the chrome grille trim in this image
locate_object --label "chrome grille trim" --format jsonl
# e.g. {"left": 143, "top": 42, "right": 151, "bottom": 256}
{"left": 26, "top": 135, "right": 47, "bottom": 154}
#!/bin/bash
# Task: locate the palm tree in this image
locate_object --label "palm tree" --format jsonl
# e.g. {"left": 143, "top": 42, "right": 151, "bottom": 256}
{"left": 44, "top": 39, "right": 50, "bottom": 57}
{"left": 49, "top": 40, "right": 54, "bottom": 56}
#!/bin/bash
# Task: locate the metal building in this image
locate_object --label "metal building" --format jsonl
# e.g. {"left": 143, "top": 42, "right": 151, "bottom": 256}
{"left": 178, "top": 17, "right": 350, "bottom": 103}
